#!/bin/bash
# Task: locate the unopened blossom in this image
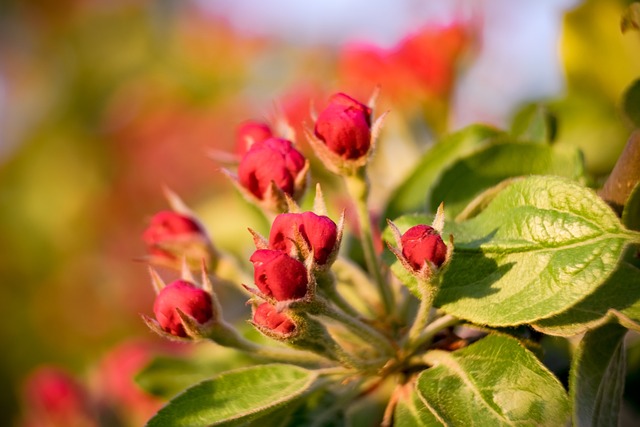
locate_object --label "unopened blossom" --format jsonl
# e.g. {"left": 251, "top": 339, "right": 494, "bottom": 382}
{"left": 314, "top": 93, "right": 372, "bottom": 160}
{"left": 269, "top": 211, "right": 338, "bottom": 265}
{"left": 250, "top": 249, "right": 308, "bottom": 301}
{"left": 237, "top": 137, "right": 306, "bottom": 201}
{"left": 401, "top": 225, "right": 447, "bottom": 270}
{"left": 142, "top": 211, "right": 209, "bottom": 267}
{"left": 153, "top": 280, "right": 213, "bottom": 337}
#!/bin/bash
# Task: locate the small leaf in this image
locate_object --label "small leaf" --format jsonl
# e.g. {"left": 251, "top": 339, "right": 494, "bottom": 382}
{"left": 416, "top": 334, "right": 570, "bottom": 426}
{"left": 384, "top": 124, "right": 503, "bottom": 220}
{"left": 622, "top": 79, "right": 640, "bottom": 128}
{"left": 532, "top": 260, "right": 640, "bottom": 336}
{"left": 430, "top": 142, "right": 584, "bottom": 219}
{"left": 510, "top": 103, "right": 558, "bottom": 144}
{"left": 621, "top": 3, "right": 640, "bottom": 33}
{"left": 146, "top": 364, "right": 318, "bottom": 427}
{"left": 570, "top": 322, "right": 627, "bottom": 427}
{"left": 394, "top": 176, "right": 637, "bottom": 326}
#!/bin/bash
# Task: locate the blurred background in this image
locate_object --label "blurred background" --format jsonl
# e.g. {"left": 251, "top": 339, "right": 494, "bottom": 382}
{"left": 1, "top": 0, "right": 639, "bottom": 425}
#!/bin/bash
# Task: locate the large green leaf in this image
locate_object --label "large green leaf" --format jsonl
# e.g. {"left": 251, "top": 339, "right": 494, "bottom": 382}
{"left": 146, "top": 364, "right": 318, "bottom": 427}
{"left": 429, "top": 142, "right": 584, "bottom": 219}
{"left": 384, "top": 125, "right": 503, "bottom": 220}
{"left": 416, "top": 334, "right": 570, "bottom": 426}
{"left": 532, "top": 260, "right": 640, "bottom": 336}
{"left": 393, "top": 176, "right": 638, "bottom": 326}
{"left": 136, "top": 348, "right": 253, "bottom": 399}
{"left": 570, "top": 322, "right": 627, "bottom": 427}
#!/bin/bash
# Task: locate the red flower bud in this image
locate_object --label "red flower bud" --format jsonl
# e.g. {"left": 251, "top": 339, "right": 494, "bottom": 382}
{"left": 238, "top": 137, "right": 306, "bottom": 201}
{"left": 250, "top": 249, "right": 308, "bottom": 301}
{"left": 153, "top": 280, "right": 213, "bottom": 337}
{"left": 235, "top": 120, "right": 273, "bottom": 156}
{"left": 253, "top": 302, "right": 296, "bottom": 334}
{"left": 314, "top": 93, "right": 372, "bottom": 160}
{"left": 142, "top": 211, "right": 209, "bottom": 267}
{"left": 269, "top": 212, "right": 338, "bottom": 265}
{"left": 401, "top": 225, "right": 447, "bottom": 270}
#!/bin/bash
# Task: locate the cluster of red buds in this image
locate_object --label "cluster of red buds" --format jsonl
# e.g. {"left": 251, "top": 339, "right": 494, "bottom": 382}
{"left": 140, "top": 91, "right": 453, "bottom": 370}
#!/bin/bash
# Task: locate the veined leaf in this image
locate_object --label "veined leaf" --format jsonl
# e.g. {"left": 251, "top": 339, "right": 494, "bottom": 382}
{"left": 429, "top": 142, "right": 584, "bottom": 219}
{"left": 416, "top": 334, "right": 570, "bottom": 426}
{"left": 532, "top": 260, "right": 640, "bottom": 336}
{"left": 391, "top": 176, "right": 638, "bottom": 326}
{"left": 146, "top": 364, "right": 318, "bottom": 427}
{"left": 570, "top": 322, "right": 627, "bottom": 427}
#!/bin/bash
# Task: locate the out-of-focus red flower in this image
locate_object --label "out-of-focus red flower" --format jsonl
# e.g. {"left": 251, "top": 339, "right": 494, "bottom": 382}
{"left": 153, "top": 280, "right": 214, "bottom": 337}
{"left": 237, "top": 137, "right": 307, "bottom": 201}
{"left": 401, "top": 225, "right": 447, "bottom": 270}
{"left": 269, "top": 211, "right": 338, "bottom": 266}
{"left": 339, "top": 23, "right": 470, "bottom": 103}
{"left": 21, "top": 366, "right": 96, "bottom": 427}
{"left": 235, "top": 120, "right": 273, "bottom": 156}
{"left": 253, "top": 302, "right": 296, "bottom": 335}
{"left": 95, "top": 340, "right": 188, "bottom": 426}
{"left": 314, "top": 93, "right": 372, "bottom": 161}
{"left": 250, "top": 249, "right": 308, "bottom": 301}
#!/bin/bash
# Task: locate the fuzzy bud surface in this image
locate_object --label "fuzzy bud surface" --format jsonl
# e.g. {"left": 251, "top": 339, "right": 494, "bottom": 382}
{"left": 253, "top": 302, "right": 296, "bottom": 334}
{"left": 401, "top": 225, "right": 447, "bottom": 270}
{"left": 269, "top": 212, "right": 338, "bottom": 265}
{"left": 250, "top": 249, "right": 308, "bottom": 300}
{"left": 314, "top": 93, "right": 372, "bottom": 160}
{"left": 153, "top": 280, "right": 213, "bottom": 337}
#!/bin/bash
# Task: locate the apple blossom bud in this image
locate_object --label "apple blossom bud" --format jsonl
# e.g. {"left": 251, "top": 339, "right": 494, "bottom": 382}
{"left": 401, "top": 225, "right": 447, "bottom": 270}
{"left": 269, "top": 212, "right": 338, "bottom": 265}
{"left": 237, "top": 137, "right": 307, "bottom": 202}
{"left": 235, "top": 120, "right": 273, "bottom": 156}
{"left": 142, "top": 211, "right": 211, "bottom": 269}
{"left": 250, "top": 249, "right": 308, "bottom": 301}
{"left": 314, "top": 93, "right": 372, "bottom": 160}
{"left": 253, "top": 302, "right": 296, "bottom": 335}
{"left": 153, "top": 280, "right": 213, "bottom": 337}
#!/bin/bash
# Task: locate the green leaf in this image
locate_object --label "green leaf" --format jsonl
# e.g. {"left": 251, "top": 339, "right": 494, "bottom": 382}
{"left": 395, "top": 176, "right": 636, "bottom": 326}
{"left": 429, "top": 142, "right": 584, "bottom": 219}
{"left": 146, "top": 364, "right": 318, "bottom": 427}
{"left": 136, "top": 349, "right": 252, "bottom": 399}
{"left": 532, "top": 260, "right": 640, "bottom": 336}
{"left": 384, "top": 124, "right": 504, "bottom": 220}
{"left": 570, "top": 322, "right": 627, "bottom": 427}
{"left": 510, "top": 103, "right": 558, "bottom": 144}
{"left": 394, "top": 385, "right": 441, "bottom": 427}
{"left": 622, "top": 79, "right": 640, "bottom": 128}
{"left": 416, "top": 334, "right": 570, "bottom": 426}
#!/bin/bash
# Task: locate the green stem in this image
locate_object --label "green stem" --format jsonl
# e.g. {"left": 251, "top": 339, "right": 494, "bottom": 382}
{"left": 316, "top": 271, "right": 362, "bottom": 318}
{"left": 404, "top": 280, "right": 438, "bottom": 352}
{"left": 319, "top": 302, "right": 396, "bottom": 358}
{"left": 409, "top": 314, "right": 460, "bottom": 356}
{"left": 344, "top": 170, "right": 394, "bottom": 315}
{"left": 208, "top": 321, "right": 329, "bottom": 367}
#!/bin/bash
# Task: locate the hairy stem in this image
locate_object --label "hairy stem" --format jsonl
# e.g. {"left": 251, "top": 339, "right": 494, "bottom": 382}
{"left": 344, "top": 170, "right": 395, "bottom": 315}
